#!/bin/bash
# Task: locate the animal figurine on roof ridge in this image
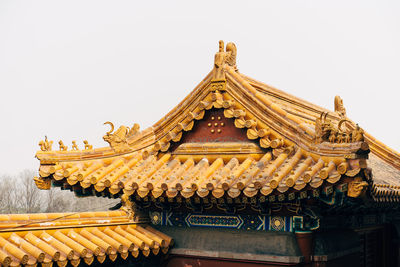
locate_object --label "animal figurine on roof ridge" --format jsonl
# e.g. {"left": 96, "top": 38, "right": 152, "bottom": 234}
{"left": 103, "top": 122, "right": 140, "bottom": 152}
{"left": 315, "top": 112, "right": 364, "bottom": 144}
{"left": 39, "top": 136, "right": 53, "bottom": 151}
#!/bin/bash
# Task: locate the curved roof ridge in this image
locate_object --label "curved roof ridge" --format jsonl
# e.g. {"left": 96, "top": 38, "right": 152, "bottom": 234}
{"left": 239, "top": 73, "right": 400, "bottom": 170}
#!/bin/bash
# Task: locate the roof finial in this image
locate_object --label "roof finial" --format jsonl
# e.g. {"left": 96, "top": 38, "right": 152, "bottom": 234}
{"left": 225, "top": 42, "right": 237, "bottom": 68}
{"left": 213, "top": 40, "right": 238, "bottom": 79}
{"left": 334, "top": 95, "right": 346, "bottom": 118}
{"left": 218, "top": 40, "right": 224, "bottom": 52}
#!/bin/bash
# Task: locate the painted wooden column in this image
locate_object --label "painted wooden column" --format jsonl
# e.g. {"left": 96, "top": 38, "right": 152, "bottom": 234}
{"left": 295, "top": 231, "right": 313, "bottom": 265}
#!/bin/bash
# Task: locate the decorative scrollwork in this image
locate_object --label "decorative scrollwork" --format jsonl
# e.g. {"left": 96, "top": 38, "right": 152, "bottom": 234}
{"left": 213, "top": 40, "right": 238, "bottom": 79}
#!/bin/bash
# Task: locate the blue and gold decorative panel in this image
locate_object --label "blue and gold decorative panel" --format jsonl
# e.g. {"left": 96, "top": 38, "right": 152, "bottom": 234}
{"left": 150, "top": 211, "right": 298, "bottom": 232}
{"left": 185, "top": 214, "right": 244, "bottom": 228}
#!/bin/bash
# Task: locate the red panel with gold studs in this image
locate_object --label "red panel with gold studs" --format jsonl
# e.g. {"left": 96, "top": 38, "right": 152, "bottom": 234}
{"left": 177, "top": 109, "right": 249, "bottom": 144}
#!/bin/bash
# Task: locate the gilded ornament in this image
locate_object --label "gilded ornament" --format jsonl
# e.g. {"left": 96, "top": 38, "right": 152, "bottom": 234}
{"left": 34, "top": 176, "right": 51, "bottom": 190}
{"left": 347, "top": 177, "right": 368, "bottom": 198}
{"left": 72, "top": 140, "right": 79, "bottom": 150}
{"left": 271, "top": 139, "right": 284, "bottom": 149}
{"left": 224, "top": 108, "right": 234, "bottom": 118}
{"left": 314, "top": 112, "right": 364, "bottom": 144}
{"left": 247, "top": 128, "right": 259, "bottom": 140}
{"left": 260, "top": 137, "right": 271, "bottom": 148}
{"left": 334, "top": 95, "right": 347, "bottom": 118}
{"left": 103, "top": 122, "right": 140, "bottom": 153}
{"left": 121, "top": 193, "right": 134, "bottom": 220}
{"left": 83, "top": 140, "right": 93, "bottom": 150}
{"left": 225, "top": 42, "right": 237, "bottom": 68}
{"left": 222, "top": 100, "right": 234, "bottom": 109}
{"left": 315, "top": 112, "right": 334, "bottom": 143}
{"left": 257, "top": 128, "right": 270, "bottom": 138}
{"left": 210, "top": 80, "right": 226, "bottom": 92}
{"left": 351, "top": 124, "right": 364, "bottom": 142}
{"left": 58, "top": 140, "right": 67, "bottom": 151}
{"left": 39, "top": 136, "right": 53, "bottom": 151}
{"left": 212, "top": 40, "right": 238, "bottom": 79}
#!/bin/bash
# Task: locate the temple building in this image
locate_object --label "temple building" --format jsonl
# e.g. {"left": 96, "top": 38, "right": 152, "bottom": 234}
{"left": 1, "top": 41, "right": 400, "bottom": 267}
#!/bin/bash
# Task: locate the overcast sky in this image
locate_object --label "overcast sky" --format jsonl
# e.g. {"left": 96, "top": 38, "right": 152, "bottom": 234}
{"left": 0, "top": 0, "right": 399, "bottom": 175}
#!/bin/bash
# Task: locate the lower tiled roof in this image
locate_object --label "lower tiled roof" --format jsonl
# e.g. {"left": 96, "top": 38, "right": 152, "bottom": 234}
{"left": 366, "top": 154, "right": 400, "bottom": 202}
{"left": 371, "top": 184, "right": 400, "bottom": 202}
{"left": 0, "top": 211, "right": 172, "bottom": 267}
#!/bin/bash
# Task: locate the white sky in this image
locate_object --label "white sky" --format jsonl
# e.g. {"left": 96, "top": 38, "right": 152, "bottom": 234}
{"left": 0, "top": 0, "right": 399, "bottom": 175}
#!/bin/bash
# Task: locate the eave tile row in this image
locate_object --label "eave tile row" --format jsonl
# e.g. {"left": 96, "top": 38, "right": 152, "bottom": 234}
{"left": 0, "top": 212, "right": 172, "bottom": 267}
{"left": 38, "top": 148, "right": 360, "bottom": 200}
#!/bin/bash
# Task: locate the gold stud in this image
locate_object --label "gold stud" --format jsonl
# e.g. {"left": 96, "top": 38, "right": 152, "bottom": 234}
{"left": 217, "top": 129, "right": 221, "bottom": 133}
{"left": 208, "top": 123, "right": 212, "bottom": 127}
{"left": 220, "top": 123, "right": 225, "bottom": 126}
{"left": 211, "top": 129, "right": 215, "bottom": 133}
{"left": 211, "top": 117, "right": 215, "bottom": 120}
{"left": 218, "top": 116, "right": 221, "bottom": 120}
{"left": 214, "top": 123, "right": 218, "bottom": 126}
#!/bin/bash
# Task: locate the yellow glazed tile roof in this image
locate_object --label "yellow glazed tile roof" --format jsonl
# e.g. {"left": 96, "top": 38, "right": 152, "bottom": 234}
{"left": 36, "top": 147, "right": 362, "bottom": 200}
{"left": 34, "top": 40, "right": 400, "bottom": 202}
{"left": 0, "top": 211, "right": 172, "bottom": 267}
